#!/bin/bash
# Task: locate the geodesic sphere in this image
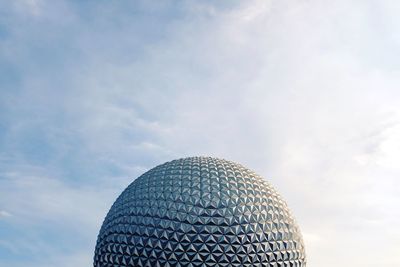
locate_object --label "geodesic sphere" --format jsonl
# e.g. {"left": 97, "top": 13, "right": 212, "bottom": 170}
{"left": 94, "top": 157, "right": 306, "bottom": 267}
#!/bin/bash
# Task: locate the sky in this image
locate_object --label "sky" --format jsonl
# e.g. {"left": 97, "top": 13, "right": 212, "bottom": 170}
{"left": 0, "top": 0, "right": 400, "bottom": 266}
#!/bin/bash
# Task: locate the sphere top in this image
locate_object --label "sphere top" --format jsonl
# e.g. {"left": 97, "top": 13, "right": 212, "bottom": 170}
{"left": 94, "top": 156, "right": 306, "bottom": 266}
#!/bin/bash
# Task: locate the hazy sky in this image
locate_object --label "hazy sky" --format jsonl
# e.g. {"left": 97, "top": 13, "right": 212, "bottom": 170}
{"left": 1, "top": 1, "right": 400, "bottom": 266}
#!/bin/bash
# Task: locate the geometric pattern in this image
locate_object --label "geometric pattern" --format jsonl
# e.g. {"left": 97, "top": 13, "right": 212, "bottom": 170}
{"left": 94, "top": 157, "right": 306, "bottom": 267}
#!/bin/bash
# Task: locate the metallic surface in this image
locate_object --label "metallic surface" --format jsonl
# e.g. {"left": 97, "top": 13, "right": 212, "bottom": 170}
{"left": 94, "top": 157, "right": 306, "bottom": 266}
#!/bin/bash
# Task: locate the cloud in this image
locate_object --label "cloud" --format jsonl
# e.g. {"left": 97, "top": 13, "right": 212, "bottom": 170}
{"left": 0, "top": 210, "right": 12, "bottom": 218}
{"left": 0, "top": 163, "right": 130, "bottom": 267}
{"left": 11, "top": 0, "right": 43, "bottom": 17}
{"left": 0, "top": 0, "right": 400, "bottom": 266}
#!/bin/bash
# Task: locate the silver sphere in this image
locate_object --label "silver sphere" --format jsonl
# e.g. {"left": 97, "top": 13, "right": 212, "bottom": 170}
{"left": 94, "top": 157, "right": 306, "bottom": 266}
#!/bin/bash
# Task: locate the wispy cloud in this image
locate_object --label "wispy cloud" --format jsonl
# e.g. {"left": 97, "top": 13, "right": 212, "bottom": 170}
{"left": 0, "top": 0, "right": 399, "bottom": 266}
{"left": 0, "top": 210, "right": 12, "bottom": 218}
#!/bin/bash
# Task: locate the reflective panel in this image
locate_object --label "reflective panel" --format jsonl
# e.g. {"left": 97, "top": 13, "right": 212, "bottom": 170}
{"left": 94, "top": 157, "right": 306, "bottom": 266}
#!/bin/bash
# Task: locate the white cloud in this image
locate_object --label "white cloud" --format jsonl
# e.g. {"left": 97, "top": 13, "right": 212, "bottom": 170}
{"left": 0, "top": 167, "right": 121, "bottom": 229}
{"left": 14, "top": 0, "right": 43, "bottom": 17}
{"left": 0, "top": 210, "right": 12, "bottom": 218}
{"left": 0, "top": 164, "right": 130, "bottom": 267}
{"left": 1, "top": 0, "right": 400, "bottom": 266}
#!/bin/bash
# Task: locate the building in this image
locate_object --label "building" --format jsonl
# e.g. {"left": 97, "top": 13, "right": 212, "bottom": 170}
{"left": 94, "top": 157, "right": 306, "bottom": 266}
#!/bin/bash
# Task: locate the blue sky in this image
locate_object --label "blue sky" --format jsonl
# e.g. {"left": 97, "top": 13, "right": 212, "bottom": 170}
{"left": 1, "top": 1, "right": 400, "bottom": 266}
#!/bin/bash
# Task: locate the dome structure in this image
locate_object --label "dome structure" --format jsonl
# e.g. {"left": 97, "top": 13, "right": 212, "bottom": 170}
{"left": 94, "top": 157, "right": 306, "bottom": 267}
